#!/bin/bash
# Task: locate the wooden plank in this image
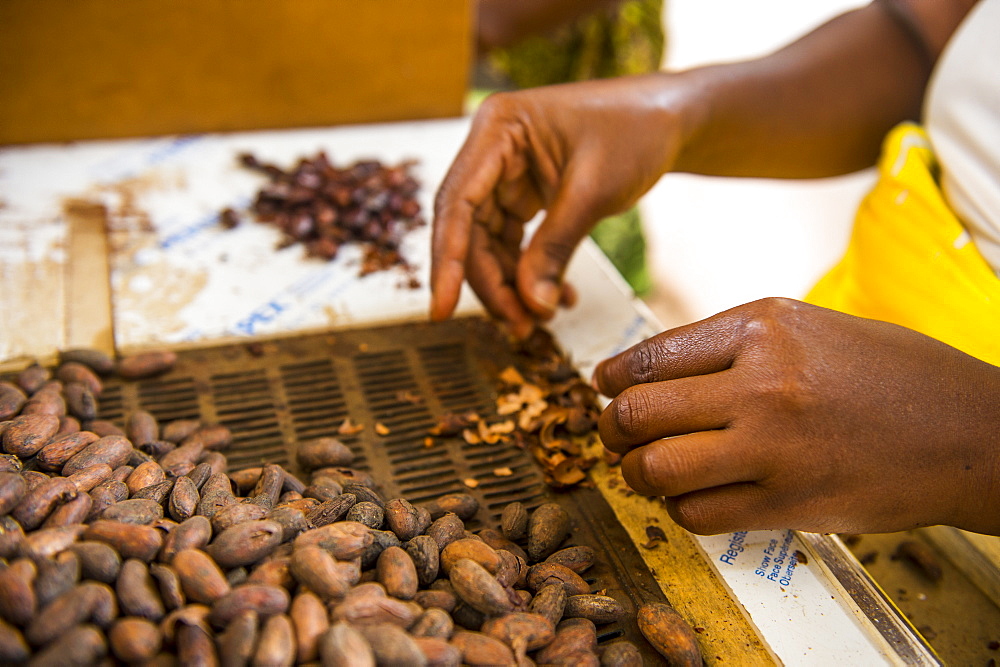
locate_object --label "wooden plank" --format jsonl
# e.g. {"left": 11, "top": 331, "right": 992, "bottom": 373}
{"left": 64, "top": 199, "right": 115, "bottom": 356}
{"left": 0, "top": 216, "right": 66, "bottom": 366}
{"left": 0, "top": 0, "right": 471, "bottom": 144}
{"left": 587, "top": 444, "right": 778, "bottom": 665}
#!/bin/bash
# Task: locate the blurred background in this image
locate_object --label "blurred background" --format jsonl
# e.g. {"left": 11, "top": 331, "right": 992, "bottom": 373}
{"left": 643, "top": 0, "right": 874, "bottom": 328}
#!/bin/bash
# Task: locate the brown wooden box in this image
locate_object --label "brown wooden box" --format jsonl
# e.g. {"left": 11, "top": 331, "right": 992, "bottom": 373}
{"left": 0, "top": 0, "right": 472, "bottom": 144}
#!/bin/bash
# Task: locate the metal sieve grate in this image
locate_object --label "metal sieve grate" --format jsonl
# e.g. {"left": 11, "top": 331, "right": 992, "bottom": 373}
{"left": 81, "top": 317, "right": 668, "bottom": 658}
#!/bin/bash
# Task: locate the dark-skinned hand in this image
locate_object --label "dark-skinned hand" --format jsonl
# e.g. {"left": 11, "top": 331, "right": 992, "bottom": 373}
{"left": 594, "top": 298, "right": 1000, "bottom": 536}
{"left": 431, "top": 75, "right": 683, "bottom": 339}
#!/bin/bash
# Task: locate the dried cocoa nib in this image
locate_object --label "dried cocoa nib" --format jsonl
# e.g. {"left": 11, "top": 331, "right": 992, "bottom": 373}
{"left": 222, "top": 151, "right": 424, "bottom": 279}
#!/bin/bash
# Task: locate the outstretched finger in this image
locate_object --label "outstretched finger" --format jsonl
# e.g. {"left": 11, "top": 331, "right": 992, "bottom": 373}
{"left": 594, "top": 306, "right": 750, "bottom": 398}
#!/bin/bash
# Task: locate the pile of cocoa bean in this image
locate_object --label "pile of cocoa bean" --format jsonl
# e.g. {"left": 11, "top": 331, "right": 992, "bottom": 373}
{"left": 0, "top": 348, "right": 703, "bottom": 666}
{"left": 222, "top": 151, "right": 425, "bottom": 282}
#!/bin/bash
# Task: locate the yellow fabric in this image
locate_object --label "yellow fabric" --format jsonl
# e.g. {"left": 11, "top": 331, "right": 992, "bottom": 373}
{"left": 806, "top": 123, "right": 1000, "bottom": 366}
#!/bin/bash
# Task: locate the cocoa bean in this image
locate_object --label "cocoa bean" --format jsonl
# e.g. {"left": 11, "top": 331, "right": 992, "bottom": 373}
{"left": 289, "top": 591, "right": 327, "bottom": 663}
{"left": 25, "top": 581, "right": 116, "bottom": 645}
{"left": 478, "top": 528, "right": 528, "bottom": 562}
{"left": 169, "top": 475, "right": 200, "bottom": 521}
{"left": 481, "top": 611, "right": 555, "bottom": 652}
{"left": 149, "top": 562, "right": 185, "bottom": 610}
{"left": 218, "top": 609, "right": 258, "bottom": 667}
{"left": 63, "top": 382, "right": 98, "bottom": 421}
{"left": 306, "top": 493, "right": 357, "bottom": 527}
{"left": 103, "top": 497, "right": 164, "bottom": 525}
{"left": 377, "top": 545, "right": 418, "bottom": 600}
{"left": 160, "top": 441, "right": 205, "bottom": 477}
{"left": 34, "top": 551, "right": 81, "bottom": 607}
{"left": 176, "top": 621, "right": 219, "bottom": 666}
{"left": 211, "top": 502, "right": 268, "bottom": 533}
{"left": 133, "top": 479, "right": 175, "bottom": 504}
{"left": 251, "top": 463, "right": 284, "bottom": 506}
{"left": 110, "top": 616, "right": 163, "bottom": 663}
{"left": 162, "top": 419, "right": 201, "bottom": 444}
{"left": 2, "top": 414, "right": 60, "bottom": 458}
{"left": 118, "top": 558, "right": 167, "bottom": 620}
{"left": 345, "top": 500, "right": 385, "bottom": 529}
{"left": 18, "top": 524, "right": 85, "bottom": 560}
{"left": 68, "top": 540, "right": 122, "bottom": 583}
{"left": 290, "top": 545, "right": 357, "bottom": 601}
{"left": 66, "top": 462, "right": 113, "bottom": 492}
{"left": 564, "top": 595, "right": 626, "bottom": 624}
{"left": 0, "top": 515, "right": 24, "bottom": 559}
{"left": 127, "top": 460, "right": 166, "bottom": 496}
{"left": 383, "top": 498, "right": 423, "bottom": 541}
{"left": 449, "top": 630, "right": 516, "bottom": 666}
{"left": 330, "top": 594, "right": 421, "bottom": 628}
{"left": 186, "top": 424, "right": 232, "bottom": 451}
{"left": 414, "top": 589, "right": 458, "bottom": 614}
{"left": 500, "top": 502, "right": 528, "bottom": 542}
{"left": 126, "top": 410, "right": 160, "bottom": 448}
{"left": 0, "top": 454, "right": 22, "bottom": 474}
{"left": 29, "top": 623, "right": 107, "bottom": 667}
{"left": 293, "top": 520, "right": 373, "bottom": 560}
{"left": 207, "top": 520, "right": 283, "bottom": 569}
{"left": 527, "top": 503, "right": 569, "bottom": 562}
{"left": 160, "top": 515, "right": 212, "bottom": 562}
{"left": 111, "top": 464, "right": 135, "bottom": 483}
{"left": 12, "top": 476, "right": 77, "bottom": 530}
{"left": 320, "top": 621, "right": 375, "bottom": 667}
{"left": 62, "top": 435, "right": 132, "bottom": 476}
{"left": 87, "top": 419, "right": 125, "bottom": 437}
{"left": 448, "top": 558, "right": 514, "bottom": 616}
{"left": 266, "top": 506, "right": 309, "bottom": 542}
{"left": 56, "top": 362, "right": 103, "bottom": 396}
{"left": 186, "top": 461, "right": 213, "bottom": 489}
{"left": 209, "top": 584, "right": 290, "bottom": 627}
{"left": 116, "top": 350, "right": 177, "bottom": 380}
{"left": 36, "top": 430, "right": 100, "bottom": 471}
{"left": 296, "top": 437, "right": 354, "bottom": 472}
{"left": 436, "top": 493, "right": 482, "bottom": 520}
{"left": 0, "top": 617, "right": 29, "bottom": 663}
{"left": 441, "top": 538, "right": 502, "bottom": 576}
{"left": 21, "top": 470, "right": 49, "bottom": 491}
{"left": 54, "top": 415, "right": 81, "bottom": 439}
{"left": 21, "top": 387, "right": 65, "bottom": 417}
{"left": 247, "top": 556, "right": 293, "bottom": 589}
{"left": 0, "top": 558, "right": 37, "bottom": 625}
{"left": 414, "top": 635, "right": 462, "bottom": 667}
{"left": 528, "top": 583, "right": 567, "bottom": 628}
{"left": 310, "top": 467, "right": 374, "bottom": 488}
{"left": 0, "top": 471, "right": 27, "bottom": 516}
{"left": 527, "top": 562, "right": 589, "bottom": 596}
{"left": 357, "top": 622, "right": 427, "bottom": 666}
{"left": 428, "top": 513, "right": 465, "bottom": 551}
{"left": 84, "top": 520, "right": 163, "bottom": 561}
{"left": 196, "top": 472, "right": 236, "bottom": 518}
{"left": 636, "top": 602, "right": 702, "bottom": 667}
{"left": 303, "top": 483, "right": 342, "bottom": 503}
{"left": 411, "top": 607, "right": 455, "bottom": 639}
{"left": 406, "top": 534, "right": 441, "bottom": 588}
{"left": 253, "top": 613, "right": 295, "bottom": 667}
{"left": 173, "top": 549, "right": 231, "bottom": 603}
{"left": 600, "top": 640, "right": 643, "bottom": 667}
{"left": 1, "top": 382, "right": 28, "bottom": 420}
{"left": 59, "top": 348, "right": 115, "bottom": 376}
{"left": 538, "top": 618, "right": 598, "bottom": 665}
{"left": 360, "top": 529, "right": 401, "bottom": 569}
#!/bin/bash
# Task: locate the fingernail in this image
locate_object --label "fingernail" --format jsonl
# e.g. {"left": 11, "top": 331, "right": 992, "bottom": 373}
{"left": 531, "top": 280, "right": 560, "bottom": 313}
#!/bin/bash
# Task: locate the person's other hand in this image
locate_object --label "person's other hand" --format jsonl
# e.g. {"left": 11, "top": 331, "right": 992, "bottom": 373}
{"left": 594, "top": 298, "right": 1000, "bottom": 536}
{"left": 431, "top": 75, "right": 683, "bottom": 339}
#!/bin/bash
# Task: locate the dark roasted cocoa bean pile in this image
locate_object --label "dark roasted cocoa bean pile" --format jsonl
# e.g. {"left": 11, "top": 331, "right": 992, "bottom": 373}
{"left": 0, "top": 347, "right": 701, "bottom": 666}
{"left": 221, "top": 151, "right": 425, "bottom": 283}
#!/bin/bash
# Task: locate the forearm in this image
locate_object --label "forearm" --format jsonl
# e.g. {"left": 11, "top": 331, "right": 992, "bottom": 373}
{"left": 667, "top": 2, "right": 935, "bottom": 178}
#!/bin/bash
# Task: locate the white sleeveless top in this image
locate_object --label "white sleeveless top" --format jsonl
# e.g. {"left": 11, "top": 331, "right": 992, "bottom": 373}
{"left": 924, "top": 0, "right": 1000, "bottom": 275}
